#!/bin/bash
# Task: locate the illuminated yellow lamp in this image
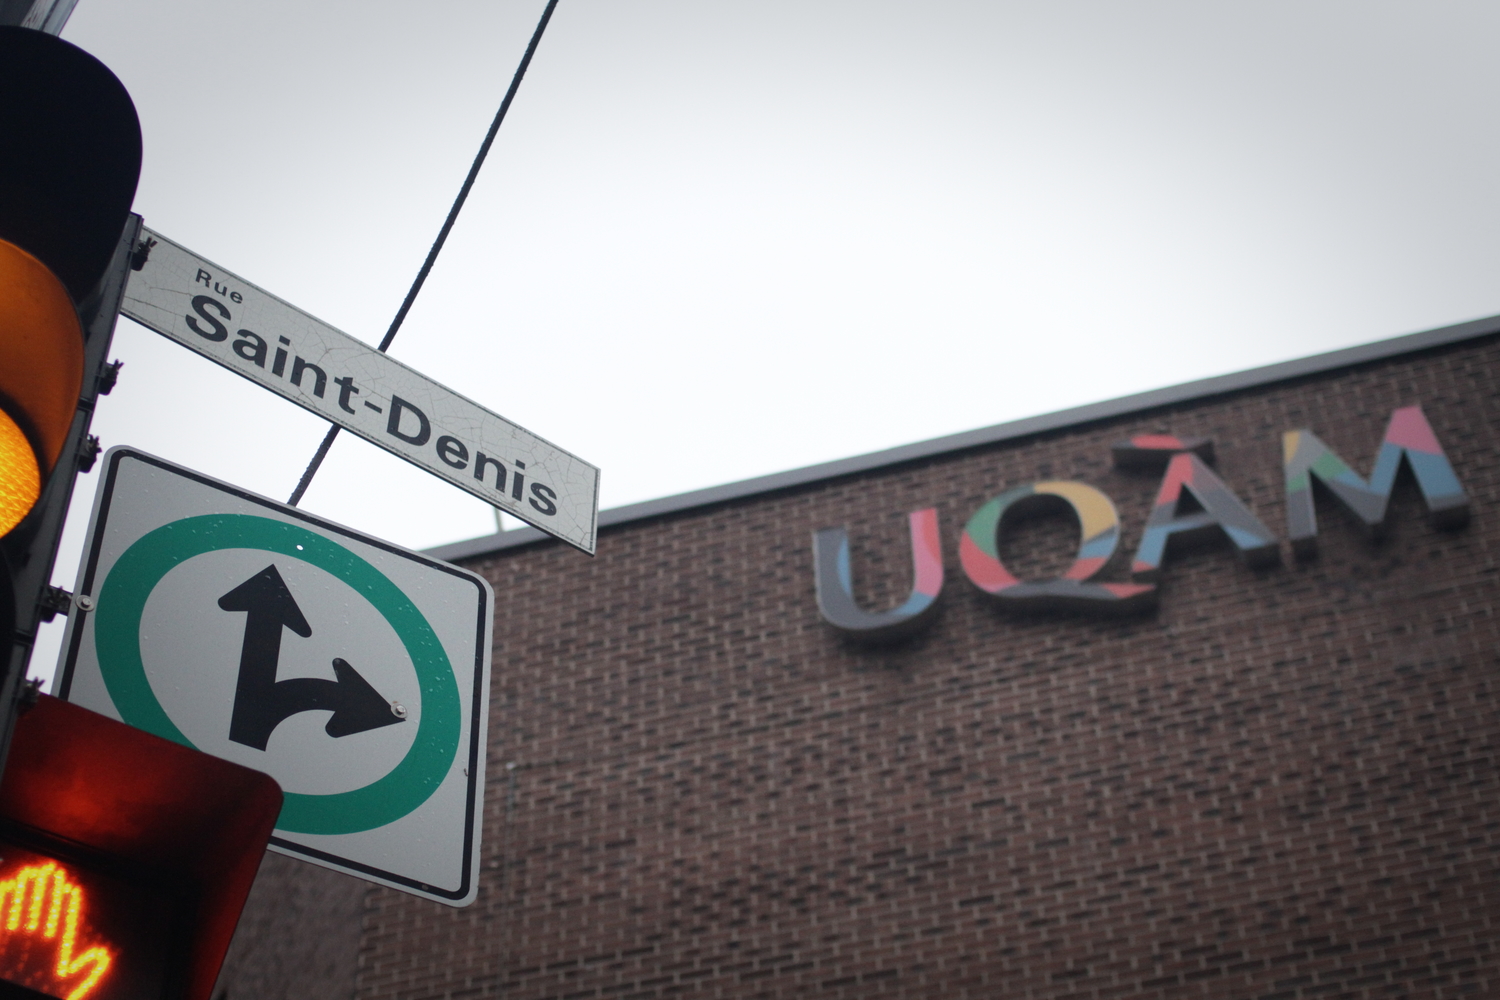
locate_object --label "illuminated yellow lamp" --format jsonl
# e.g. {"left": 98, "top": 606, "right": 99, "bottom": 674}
{"left": 0, "top": 860, "right": 113, "bottom": 1000}
{"left": 0, "top": 406, "right": 41, "bottom": 535}
{"left": 0, "top": 237, "right": 84, "bottom": 538}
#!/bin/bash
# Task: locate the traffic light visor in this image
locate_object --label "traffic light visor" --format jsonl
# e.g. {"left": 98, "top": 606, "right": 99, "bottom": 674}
{"left": 0, "top": 237, "right": 83, "bottom": 534}
{"left": 0, "top": 27, "right": 142, "bottom": 303}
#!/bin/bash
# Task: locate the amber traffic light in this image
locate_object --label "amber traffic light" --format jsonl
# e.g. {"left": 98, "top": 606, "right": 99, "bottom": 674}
{"left": 0, "top": 239, "right": 84, "bottom": 537}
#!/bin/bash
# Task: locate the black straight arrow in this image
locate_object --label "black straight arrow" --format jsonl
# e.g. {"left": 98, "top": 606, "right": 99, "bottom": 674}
{"left": 219, "top": 564, "right": 405, "bottom": 751}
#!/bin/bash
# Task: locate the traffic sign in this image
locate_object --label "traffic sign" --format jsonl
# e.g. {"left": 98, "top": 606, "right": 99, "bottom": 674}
{"left": 55, "top": 448, "right": 493, "bottom": 907}
{"left": 122, "top": 227, "right": 600, "bottom": 554}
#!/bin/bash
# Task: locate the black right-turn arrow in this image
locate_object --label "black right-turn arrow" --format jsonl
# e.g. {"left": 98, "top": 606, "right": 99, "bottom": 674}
{"left": 219, "top": 564, "right": 405, "bottom": 751}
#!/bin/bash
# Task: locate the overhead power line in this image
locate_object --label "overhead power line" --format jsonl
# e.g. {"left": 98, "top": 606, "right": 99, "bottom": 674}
{"left": 288, "top": 0, "right": 561, "bottom": 507}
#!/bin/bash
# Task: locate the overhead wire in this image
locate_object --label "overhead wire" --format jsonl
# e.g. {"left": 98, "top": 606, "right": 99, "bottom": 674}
{"left": 287, "top": 0, "right": 561, "bottom": 506}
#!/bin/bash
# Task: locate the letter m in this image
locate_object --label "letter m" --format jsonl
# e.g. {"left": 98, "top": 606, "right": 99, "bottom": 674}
{"left": 1283, "top": 404, "right": 1469, "bottom": 556}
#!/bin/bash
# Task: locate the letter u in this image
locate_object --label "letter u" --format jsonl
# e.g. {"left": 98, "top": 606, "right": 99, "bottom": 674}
{"left": 812, "top": 508, "right": 943, "bottom": 641}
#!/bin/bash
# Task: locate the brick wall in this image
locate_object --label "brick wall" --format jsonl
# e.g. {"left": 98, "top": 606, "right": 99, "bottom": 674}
{"left": 212, "top": 853, "right": 367, "bottom": 1000}
{"left": 347, "top": 335, "right": 1499, "bottom": 1000}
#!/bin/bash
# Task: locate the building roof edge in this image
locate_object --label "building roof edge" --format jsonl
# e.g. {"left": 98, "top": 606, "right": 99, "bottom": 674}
{"left": 427, "top": 312, "right": 1500, "bottom": 563}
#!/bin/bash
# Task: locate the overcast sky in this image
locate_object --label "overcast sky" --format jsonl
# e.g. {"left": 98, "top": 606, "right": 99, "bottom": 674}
{"left": 31, "top": 1, "right": 1500, "bottom": 680}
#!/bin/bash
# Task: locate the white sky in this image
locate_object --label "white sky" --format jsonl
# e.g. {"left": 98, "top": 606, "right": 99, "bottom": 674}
{"left": 31, "top": 0, "right": 1500, "bottom": 681}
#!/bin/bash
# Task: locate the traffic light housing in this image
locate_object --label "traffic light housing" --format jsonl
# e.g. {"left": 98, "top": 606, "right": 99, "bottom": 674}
{"left": 0, "top": 694, "right": 282, "bottom": 1000}
{"left": 0, "top": 27, "right": 285, "bottom": 1000}
{"left": 0, "top": 24, "right": 141, "bottom": 747}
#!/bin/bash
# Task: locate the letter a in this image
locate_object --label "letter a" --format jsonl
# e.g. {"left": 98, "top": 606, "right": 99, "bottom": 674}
{"left": 1131, "top": 453, "right": 1279, "bottom": 581}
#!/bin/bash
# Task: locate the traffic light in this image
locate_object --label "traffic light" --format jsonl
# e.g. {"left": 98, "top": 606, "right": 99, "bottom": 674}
{"left": 0, "top": 694, "right": 282, "bottom": 1000}
{"left": 0, "top": 27, "right": 285, "bottom": 1000}
{"left": 0, "top": 23, "right": 141, "bottom": 750}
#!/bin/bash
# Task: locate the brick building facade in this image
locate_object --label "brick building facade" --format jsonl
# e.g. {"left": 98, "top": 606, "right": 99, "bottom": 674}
{"left": 217, "top": 318, "right": 1500, "bottom": 1000}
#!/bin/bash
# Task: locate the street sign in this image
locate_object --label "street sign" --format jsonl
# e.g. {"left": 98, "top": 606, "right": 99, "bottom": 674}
{"left": 122, "top": 227, "right": 600, "bottom": 554}
{"left": 55, "top": 448, "right": 494, "bottom": 907}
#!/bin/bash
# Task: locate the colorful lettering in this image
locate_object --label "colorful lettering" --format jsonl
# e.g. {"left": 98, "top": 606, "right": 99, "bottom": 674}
{"left": 1283, "top": 404, "right": 1469, "bottom": 556}
{"left": 813, "top": 508, "right": 944, "bottom": 639}
{"left": 959, "top": 481, "right": 1154, "bottom": 612}
{"left": 1130, "top": 453, "right": 1279, "bottom": 581}
{"left": 811, "top": 403, "right": 1471, "bottom": 638}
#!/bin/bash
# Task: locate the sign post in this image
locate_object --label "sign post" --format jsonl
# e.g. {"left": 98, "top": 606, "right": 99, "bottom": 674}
{"left": 124, "top": 228, "right": 600, "bottom": 553}
{"left": 57, "top": 448, "right": 493, "bottom": 906}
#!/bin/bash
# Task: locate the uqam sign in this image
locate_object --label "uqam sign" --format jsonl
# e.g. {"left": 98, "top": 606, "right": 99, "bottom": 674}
{"left": 813, "top": 405, "right": 1470, "bottom": 641}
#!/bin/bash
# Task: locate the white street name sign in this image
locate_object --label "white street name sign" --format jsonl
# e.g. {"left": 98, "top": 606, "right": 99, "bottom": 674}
{"left": 57, "top": 448, "right": 494, "bottom": 906}
{"left": 123, "top": 228, "right": 600, "bottom": 554}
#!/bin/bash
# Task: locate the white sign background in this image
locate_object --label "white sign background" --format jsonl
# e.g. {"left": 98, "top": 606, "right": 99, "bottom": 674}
{"left": 56, "top": 449, "right": 493, "bottom": 907}
{"left": 123, "top": 228, "right": 600, "bottom": 554}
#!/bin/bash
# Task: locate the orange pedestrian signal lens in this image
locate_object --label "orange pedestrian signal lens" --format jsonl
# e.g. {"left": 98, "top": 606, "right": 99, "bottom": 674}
{"left": 0, "top": 407, "right": 42, "bottom": 535}
{"left": 0, "top": 856, "right": 114, "bottom": 1000}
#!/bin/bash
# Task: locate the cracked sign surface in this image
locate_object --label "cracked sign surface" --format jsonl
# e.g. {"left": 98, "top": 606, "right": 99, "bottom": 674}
{"left": 56, "top": 448, "right": 494, "bottom": 907}
{"left": 123, "top": 228, "right": 600, "bottom": 553}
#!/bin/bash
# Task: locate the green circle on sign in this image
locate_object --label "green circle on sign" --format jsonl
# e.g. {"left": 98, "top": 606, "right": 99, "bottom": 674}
{"left": 94, "top": 514, "right": 462, "bottom": 835}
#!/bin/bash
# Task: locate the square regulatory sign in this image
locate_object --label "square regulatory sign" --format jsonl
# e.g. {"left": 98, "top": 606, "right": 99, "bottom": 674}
{"left": 55, "top": 448, "right": 493, "bottom": 907}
